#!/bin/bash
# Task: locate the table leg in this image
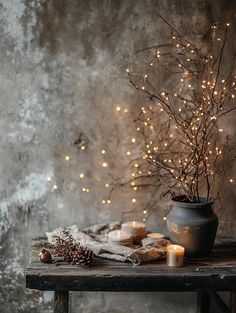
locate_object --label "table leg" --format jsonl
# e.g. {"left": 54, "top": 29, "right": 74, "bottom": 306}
{"left": 196, "top": 291, "right": 210, "bottom": 313}
{"left": 230, "top": 292, "right": 236, "bottom": 313}
{"left": 54, "top": 291, "right": 69, "bottom": 313}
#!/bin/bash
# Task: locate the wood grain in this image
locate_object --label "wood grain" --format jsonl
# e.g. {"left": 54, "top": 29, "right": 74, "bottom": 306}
{"left": 25, "top": 240, "right": 236, "bottom": 292}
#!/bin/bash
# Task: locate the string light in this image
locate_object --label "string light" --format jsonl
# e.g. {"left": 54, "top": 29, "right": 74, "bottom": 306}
{"left": 47, "top": 176, "right": 52, "bottom": 182}
{"left": 65, "top": 155, "right": 70, "bottom": 161}
{"left": 101, "top": 149, "right": 106, "bottom": 154}
{"left": 116, "top": 106, "right": 121, "bottom": 112}
{"left": 230, "top": 178, "right": 234, "bottom": 183}
{"left": 105, "top": 183, "right": 110, "bottom": 188}
{"left": 79, "top": 173, "right": 84, "bottom": 178}
{"left": 126, "top": 151, "right": 131, "bottom": 156}
{"left": 132, "top": 198, "right": 136, "bottom": 203}
{"left": 80, "top": 145, "right": 85, "bottom": 151}
{"left": 53, "top": 184, "right": 58, "bottom": 190}
{"left": 131, "top": 138, "right": 136, "bottom": 143}
{"left": 102, "top": 162, "right": 108, "bottom": 168}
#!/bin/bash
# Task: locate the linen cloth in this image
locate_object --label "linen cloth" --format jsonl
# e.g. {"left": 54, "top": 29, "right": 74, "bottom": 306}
{"left": 46, "top": 221, "right": 170, "bottom": 265}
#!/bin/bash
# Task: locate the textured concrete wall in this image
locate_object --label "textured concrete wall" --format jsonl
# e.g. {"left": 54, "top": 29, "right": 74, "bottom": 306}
{"left": 0, "top": 1, "right": 236, "bottom": 312}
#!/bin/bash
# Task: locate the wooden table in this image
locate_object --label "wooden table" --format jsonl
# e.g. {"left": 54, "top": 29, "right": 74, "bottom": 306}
{"left": 25, "top": 239, "right": 236, "bottom": 313}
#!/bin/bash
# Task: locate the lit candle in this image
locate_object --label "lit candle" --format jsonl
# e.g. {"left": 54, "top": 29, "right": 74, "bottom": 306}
{"left": 107, "top": 230, "right": 133, "bottom": 247}
{"left": 147, "top": 233, "right": 164, "bottom": 239}
{"left": 167, "top": 244, "right": 185, "bottom": 267}
{"left": 121, "top": 221, "right": 146, "bottom": 244}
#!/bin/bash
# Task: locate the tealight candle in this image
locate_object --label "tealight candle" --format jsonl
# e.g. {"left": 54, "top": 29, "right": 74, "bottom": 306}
{"left": 107, "top": 230, "right": 133, "bottom": 246}
{"left": 147, "top": 233, "right": 164, "bottom": 239}
{"left": 121, "top": 221, "right": 146, "bottom": 244}
{"left": 167, "top": 244, "right": 185, "bottom": 267}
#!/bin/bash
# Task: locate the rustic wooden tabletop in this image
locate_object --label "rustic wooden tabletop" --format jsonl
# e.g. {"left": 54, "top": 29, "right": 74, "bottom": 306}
{"left": 26, "top": 238, "right": 236, "bottom": 292}
{"left": 25, "top": 238, "right": 236, "bottom": 313}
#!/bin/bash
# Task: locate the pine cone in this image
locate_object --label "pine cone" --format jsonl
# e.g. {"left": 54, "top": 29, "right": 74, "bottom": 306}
{"left": 54, "top": 228, "right": 94, "bottom": 266}
{"left": 77, "top": 246, "right": 94, "bottom": 266}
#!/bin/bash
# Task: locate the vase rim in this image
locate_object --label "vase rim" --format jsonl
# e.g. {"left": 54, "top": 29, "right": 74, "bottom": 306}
{"left": 171, "top": 195, "right": 213, "bottom": 207}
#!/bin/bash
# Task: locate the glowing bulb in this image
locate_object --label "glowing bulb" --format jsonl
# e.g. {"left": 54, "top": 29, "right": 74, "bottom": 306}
{"left": 81, "top": 145, "right": 85, "bottom": 151}
{"left": 101, "top": 149, "right": 106, "bottom": 154}
{"left": 105, "top": 183, "right": 110, "bottom": 188}
{"left": 53, "top": 184, "right": 58, "bottom": 190}
{"left": 230, "top": 178, "right": 234, "bottom": 183}
{"left": 102, "top": 162, "right": 108, "bottom": 168}
{"left": 136, "top": 127, "right": 140, "bottom": 131}
{"left": 82, "top": 187, "right": 86, "bottom": 192}
{"left": 133, "top": 186, "right": 138, "bottom": 191}
{"left": 116, "top": 106, "right": 121, "bottom": 112}
{"left": 134, "top": 163, "right": 139, "bottom": 168}
{"left": 131, "top": 138, "right": 136, "bottom": 143}
{"left": 131, "top": 182, "right": 135, "bottom": 186}
{"left": 124, "top": 108, "right": 129, "bottom": 113}
{"left": 132, "top": 198, "right": 136, "bottom": 203}
{"left": 143, "top": 210, "right": 147, "bottom": 214}
{"left": 107, "top": 199, "right": 111, "bottom": 204}
{"left": 126, "top": 68, "right": 130, "bottom": 73}
{"left": 126, "top": 151, "right": 131, "bottom": 156}
{"left": 163, "top": 216, "right": 167, "bottom": 221}
{"left": 226, "top": 23, "right": 230, "bottom": 27}
{"left": 79, "top": 173, "right": 84, "bottom": 178}
{"left": 232, "top": 94, "right": 235, "bottom": 98}
{"left": 65, "top": 155, "right": 70, "bottom": 161}
{"left": 47, "top": 176, "right": 52, "bottom": 182}
{"left": 102, "top": 200, "right": 106, "bottom": 204}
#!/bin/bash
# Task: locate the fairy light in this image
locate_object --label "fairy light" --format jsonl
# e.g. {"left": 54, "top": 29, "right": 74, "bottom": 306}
{"left": 102, "top": 162, "right": 108, "bottom": 168}
{"left": 126, "top": 151, "right": 131, "bottom": 156}
{"left": 143, "top": 210, "right": 147, "bottom": 214}
{"left": 105, "top": 183, "right": 110, "bottom": 188}
{"left": 132, "top": 198, "right": 136, "bottom": 203}
{"left": 124, "top": 108, "right": 129, "bottom": 113}
{"left": 131, "top": 182, "right": 135, "bottom": 186}
{"left": 232, "top": 94, "right": 235, "bottom": 98}
{"left": 134, "top": 163, "right": 139, "bottom": 168}
{"left": 133, "top": 186, "right": 138, "bottom": 191}
{"left": 107, "top": 199, "right": 111, "bottom": 204}
{"left": 79, "top": 173, "right": 84, "bottom": 178}
{"left": 65, "top": 155, "right": 70, "bottom": 161}
{"left": 53, "top": 184, "right": 58, "bottom": 190}
{"left": 116, "top": 106, "right": 121, "bottom": 112}
{"left": 102, "top": 200, "right": 106, "bottom": 204}
{"left": 81, "top": 145, "right": 85, "bottom": 151}
{"left": 131, "top": 138, "right": 136, "bottom": 143}
{"left": 163, "top": 216, "right": 167, "bottom": 221}
{"left": 229, "top": 178, "right": 234, "bottom": 183}
{"left": 47, "top": 176, "right": 52, "bottom": 182}
{"left": 126, "top": 68, "right": 130, "bottom": 73}
{"left": 136, "top": 127, "right": 140, "bottom": 131}
{"left": 101, "top": 149, "right": 106, "bottom": 154}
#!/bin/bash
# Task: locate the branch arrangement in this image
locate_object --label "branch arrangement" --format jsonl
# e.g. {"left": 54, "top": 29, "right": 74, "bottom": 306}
{"left": 109, "top": 19, "right": 236, "bottom": 211}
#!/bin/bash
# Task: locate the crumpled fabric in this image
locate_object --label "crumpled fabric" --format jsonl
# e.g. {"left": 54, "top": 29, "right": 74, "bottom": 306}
{"left": 46, "top": 222, "right": 170, "bottom": 265}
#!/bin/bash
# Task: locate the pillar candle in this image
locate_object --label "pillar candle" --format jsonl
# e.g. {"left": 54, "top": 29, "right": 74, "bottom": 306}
{"left": 121, "top": 221, "right": 146, "bottom": 244}
{"left": 107, "top": 230, "right": 133, "bottom": 246}
{"left": 147, "top": 233, "right": 164, "bottom": 239}
{"left": 167, "top": 244, "right": 185, "bottom": 267}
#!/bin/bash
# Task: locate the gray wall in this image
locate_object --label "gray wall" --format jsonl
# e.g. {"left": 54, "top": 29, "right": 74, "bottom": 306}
{"left": 0, "top": 1, "right": 236, "bottom": 312}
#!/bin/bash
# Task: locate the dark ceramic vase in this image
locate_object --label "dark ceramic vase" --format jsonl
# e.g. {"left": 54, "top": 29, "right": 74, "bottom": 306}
{"left": 166, "top": 196, "right": 219, "bottom": 258}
